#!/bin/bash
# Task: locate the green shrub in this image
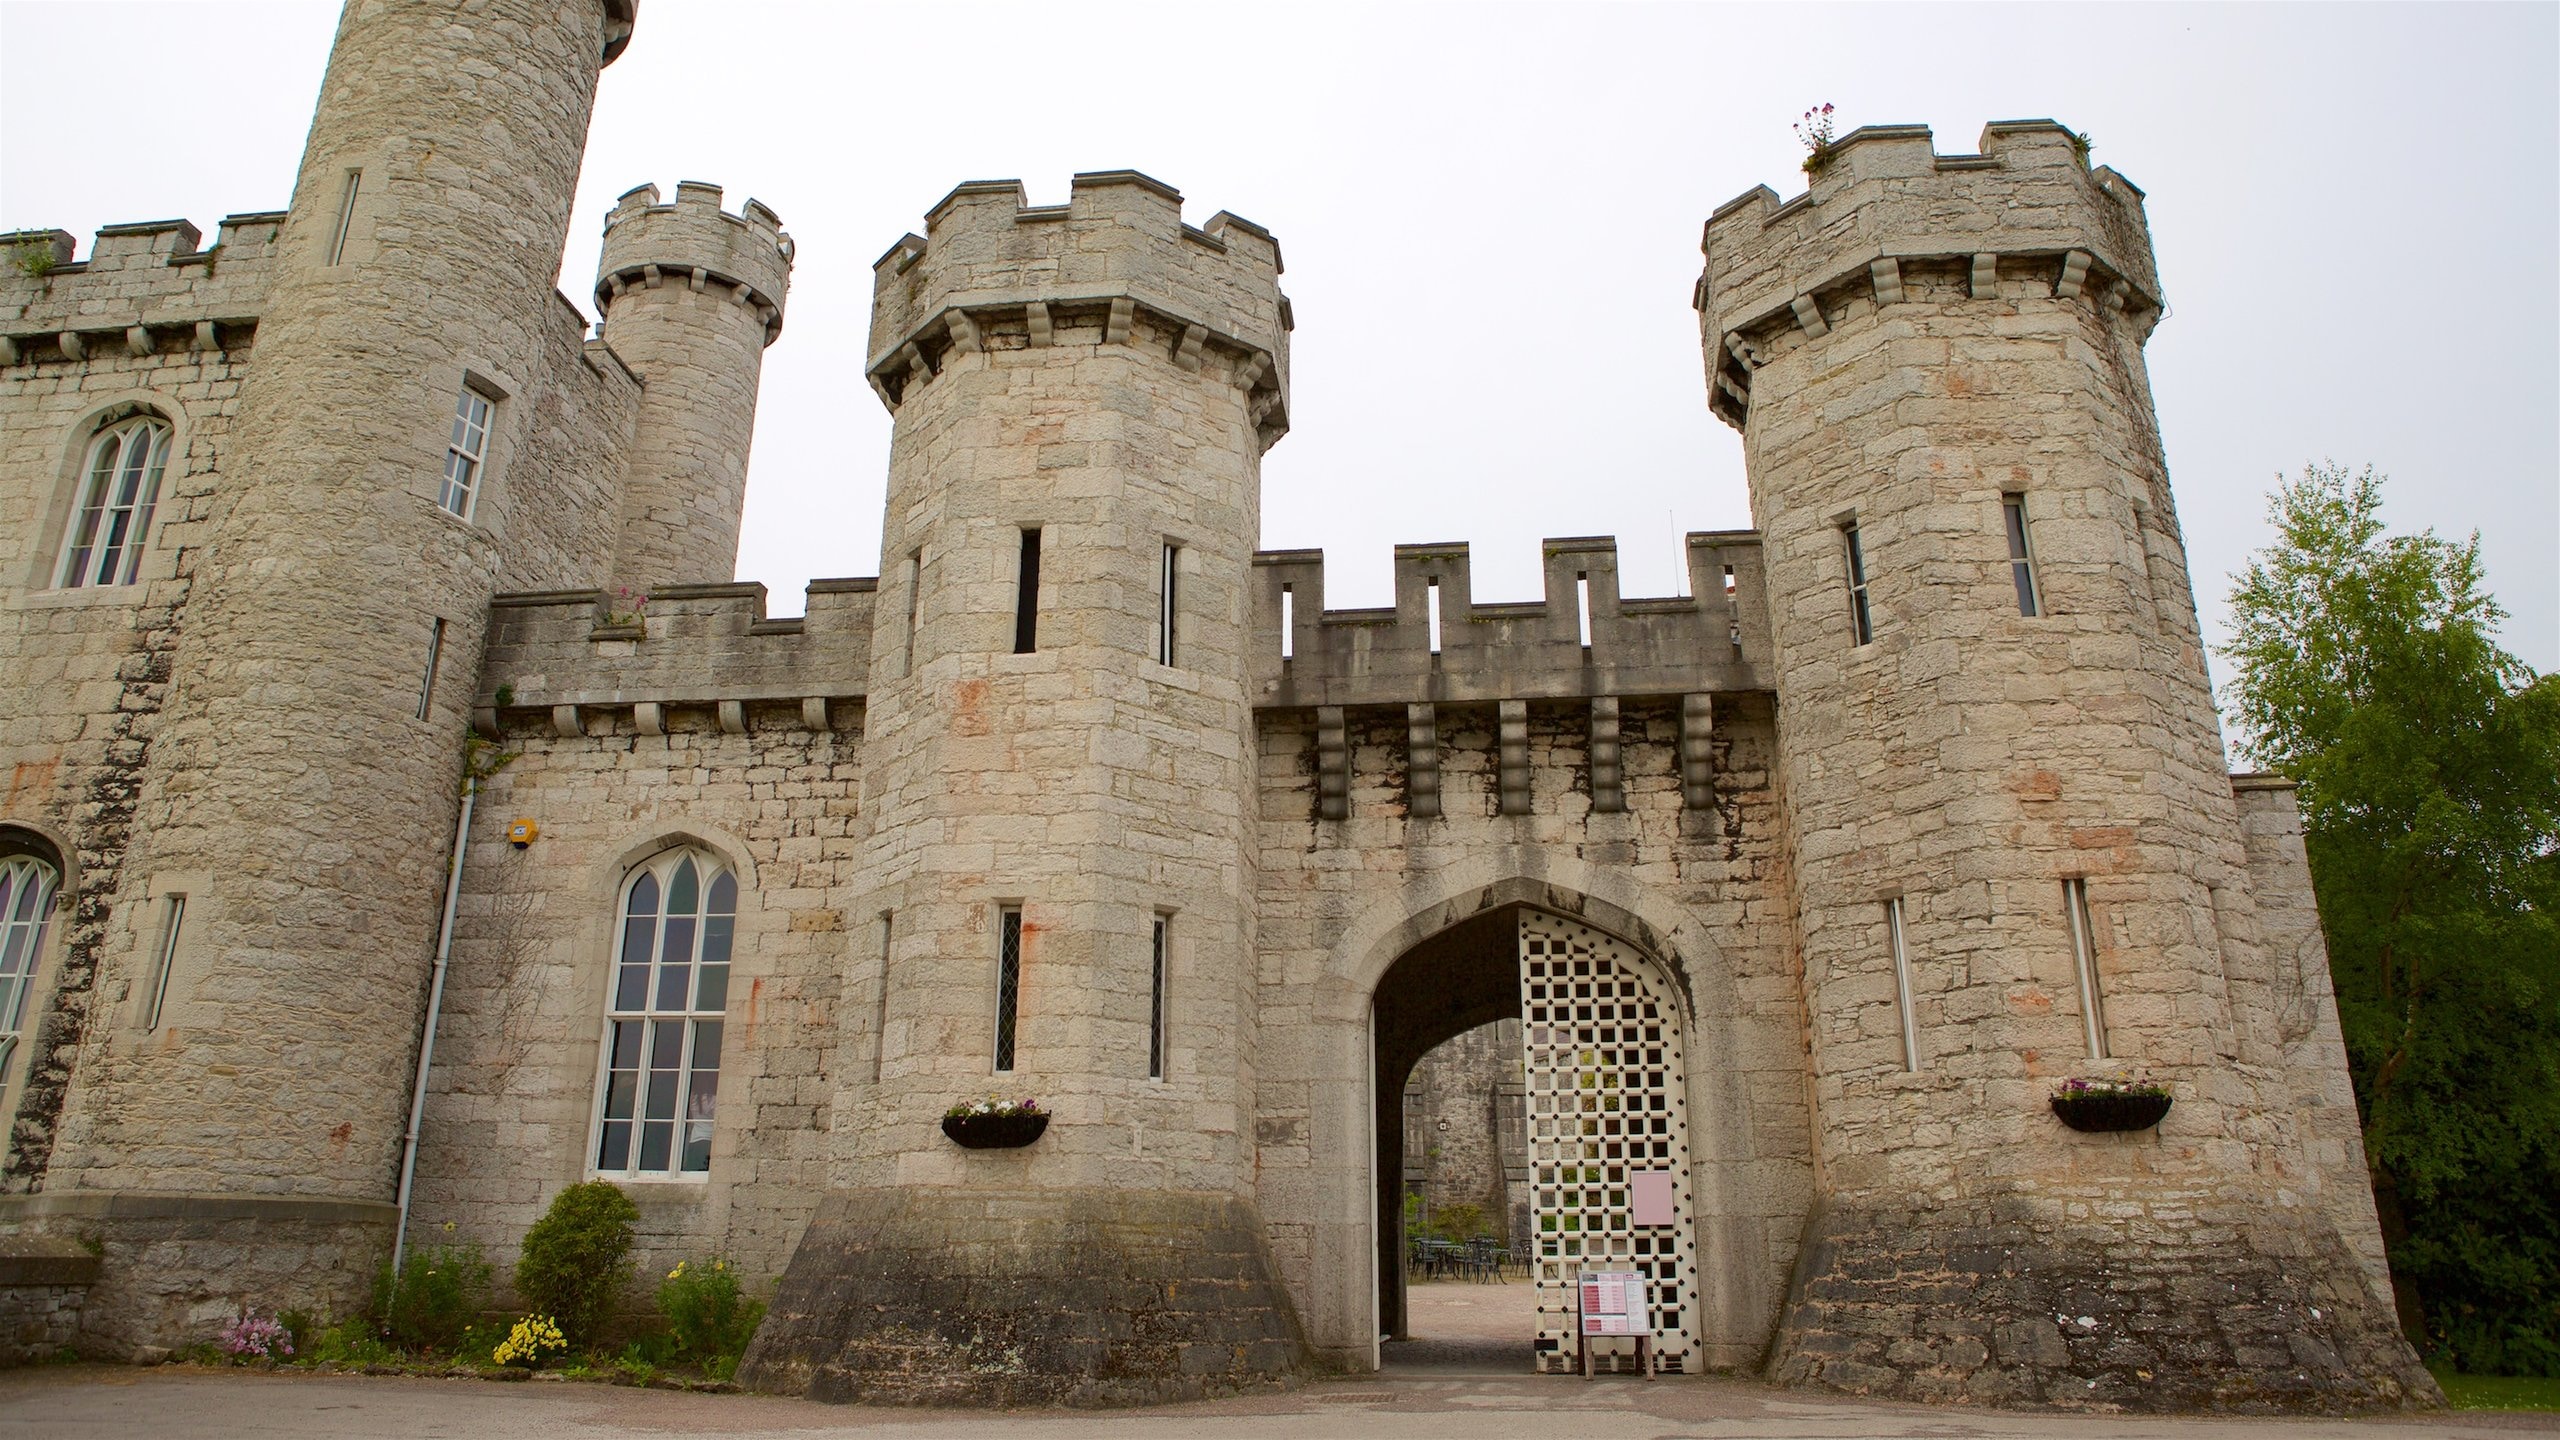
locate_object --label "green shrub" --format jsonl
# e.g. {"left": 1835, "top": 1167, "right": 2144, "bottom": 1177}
{"left": 655, "top": 1258, "right": 763, "bottom": 1379}
{"left": 514, "top": 1181, "right": 638, "bottom": 1346}
{"left": 1428, "top": 1201, "right": 1491, "bottom": 1242}
{"left": 307, "top": 1318, "right": 396, "bottom": 1367}
{"left": 372, "top": 1241, "right": 491, "bottom": 1352}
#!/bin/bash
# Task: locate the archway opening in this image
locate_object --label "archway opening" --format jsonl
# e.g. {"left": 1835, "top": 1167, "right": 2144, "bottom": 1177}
{"left": 1373, "top": 903, "right": 1524, "bottom": 1367}
{"left": 1372, "top": 899, "right": 1703, "bottom": 1375}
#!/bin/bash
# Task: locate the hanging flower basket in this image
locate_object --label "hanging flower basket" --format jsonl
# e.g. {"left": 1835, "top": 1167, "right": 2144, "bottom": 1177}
{"left": 2050, "top": 1077, "right": 2173, "bottom": 1133}
{"left": 941, "top": 1098, "right": 1048, "bottom": 1149}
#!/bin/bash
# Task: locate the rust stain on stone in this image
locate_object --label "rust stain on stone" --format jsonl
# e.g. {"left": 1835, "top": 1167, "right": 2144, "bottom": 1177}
{"left": 950, "top": 679, "right": 991, "bottom": 737}
{"left": 4, "top": 758, "right": 58, "bottom": 813}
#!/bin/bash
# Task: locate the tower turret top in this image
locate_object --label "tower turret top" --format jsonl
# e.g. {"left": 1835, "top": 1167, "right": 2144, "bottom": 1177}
{"left": 867, "top": 170, "right": 1287, "bottom": 370}
{"left": 1698, "top": 120, "right": 2160, "bottom": 380}
{"left": 595, "top": 181, "right": 792, "bottom": 342}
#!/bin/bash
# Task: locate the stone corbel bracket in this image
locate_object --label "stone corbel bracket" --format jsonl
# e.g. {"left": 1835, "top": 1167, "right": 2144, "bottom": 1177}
{"left": 0, "top": 317, "right": 248, "bottom": 367}
{"left": 861, "top": 292, "right": 1290, "bottom": 447}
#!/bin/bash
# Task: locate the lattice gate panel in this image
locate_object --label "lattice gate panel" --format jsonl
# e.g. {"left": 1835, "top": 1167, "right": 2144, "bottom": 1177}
{"left": 1519, "top": 909, "right": 1699, "bottom": 1373}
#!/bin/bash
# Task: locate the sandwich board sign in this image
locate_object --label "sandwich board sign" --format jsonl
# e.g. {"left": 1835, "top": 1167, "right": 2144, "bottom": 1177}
{"left": 1575, "top": 1270, "right": 1655, "bottom": 1378}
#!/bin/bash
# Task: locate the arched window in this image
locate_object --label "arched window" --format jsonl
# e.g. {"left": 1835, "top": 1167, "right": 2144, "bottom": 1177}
{"left": 0, "top": 850, "right": 61, "bottom": 1084}
{"left": 56, "top": 414, "right": 172, "bottom": 589}
{"left": 595, "top": 849, "right": 736, "bottom": 1178}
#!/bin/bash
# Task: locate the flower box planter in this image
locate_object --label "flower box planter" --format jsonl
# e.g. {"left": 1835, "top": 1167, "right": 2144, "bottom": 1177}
{"left": 2050, "top": 1091, "right": 2173, "bottom": 1133}
{"left": 941, "top": 1111, "right": 1049, "bottom": 1149}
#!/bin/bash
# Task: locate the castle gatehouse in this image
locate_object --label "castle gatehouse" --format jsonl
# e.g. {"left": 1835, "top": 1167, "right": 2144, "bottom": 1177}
{"left": 0, "top": 0, "right": 2433, "bottom": 1413}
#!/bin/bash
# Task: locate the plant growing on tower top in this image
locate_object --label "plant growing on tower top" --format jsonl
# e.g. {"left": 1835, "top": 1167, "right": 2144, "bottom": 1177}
{"left": 1795, "top": 102, "right": 1839, "bottom": 175}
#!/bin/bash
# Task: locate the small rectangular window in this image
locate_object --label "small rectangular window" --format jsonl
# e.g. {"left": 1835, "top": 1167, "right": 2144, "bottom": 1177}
{"left": 327, "top": 168, "right": 361, "bottom": 266}
{"left": 1841, "top": 519, "right": 1874, "bottom": 645}
{"left": 1148, "top": 914, "right": 1169, "bottom": 1081}
{"left": 1886, "top": 897, "right": 1919, "bottom": 1072}
{"left": 994, "top": 905, "right": 1023, "bottom": 1073}
{"left": 901, "top": 548, "right": 923, "bottom": 677}
{"left": 1013, "top": 529, "right": 1041, "bottom": 655}
{"left": 1576, "top": 573, "right": 1593, "bottom": 649}
{"left": 1157, "top": 542, "right": 1180, "bottom": 665}
{"left": 872, "top": 911, "right": 893, "bottom": 1082}
{"left": 1279, "top": 584, "right": 1295, "bottom": 660}
{"left": 2065, "top": 878, "right": 2108, "bottom": 1058}
{"left": 144, "top": 895, "right": 186, "bottom": 1031}
{"left": 415, "top": 617, "right": 445, "bottom": 721}
{"left": 2004, "top": 494, "right": 2041, "bottom": 617}
{"left": 1425, "top": 577, "right": 1442, "bottom": 656}
{"left": 440, "top": 385, "right": 492, "bottom": 519}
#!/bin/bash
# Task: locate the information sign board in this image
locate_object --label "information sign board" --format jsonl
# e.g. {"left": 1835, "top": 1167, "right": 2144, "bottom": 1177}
{"left": 1578, "top": 1270, "right": 1650, "bottom": 1336}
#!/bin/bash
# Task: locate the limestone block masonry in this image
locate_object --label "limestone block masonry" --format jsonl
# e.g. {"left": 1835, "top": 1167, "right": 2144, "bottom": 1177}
{"left": 0, "top": 2, "right": 2432, "bottom": 1411}
{"left": 1701, "top": 121, "right": 2433, "bottom": 1410}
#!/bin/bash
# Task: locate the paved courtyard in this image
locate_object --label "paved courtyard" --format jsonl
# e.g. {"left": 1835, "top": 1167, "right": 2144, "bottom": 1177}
{"left": 1, "top": 1360, "right": 2547, "bottom": 1439}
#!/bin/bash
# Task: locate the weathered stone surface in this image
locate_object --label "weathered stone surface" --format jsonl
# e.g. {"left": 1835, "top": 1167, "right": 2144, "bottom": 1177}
{"left": 740, "top": 1187, "right": 1303, "bottom": 1406}
{"left": 1772, "top": 1205, "right": 2433, "bottom": 1412}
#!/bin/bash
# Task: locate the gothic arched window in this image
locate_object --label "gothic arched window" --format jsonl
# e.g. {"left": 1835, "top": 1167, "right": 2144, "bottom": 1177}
{"left": 594, "top": 849, "right": 736, "bottom": 1178}
{"left": 57, "top": 414, "right": 172, "bottom": 589}
{"left": 0, "top": 849, "right": 62, "bottom": 1086}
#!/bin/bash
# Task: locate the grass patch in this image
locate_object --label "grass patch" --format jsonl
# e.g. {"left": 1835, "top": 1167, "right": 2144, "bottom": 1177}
{"left": 2434, "top": 1366, "right": 2560, "bottom": 1411}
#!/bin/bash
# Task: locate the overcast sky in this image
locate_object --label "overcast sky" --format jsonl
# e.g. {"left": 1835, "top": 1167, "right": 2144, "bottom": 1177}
{"left": 6, "top": 1, "right": 2554, "bottom": 685}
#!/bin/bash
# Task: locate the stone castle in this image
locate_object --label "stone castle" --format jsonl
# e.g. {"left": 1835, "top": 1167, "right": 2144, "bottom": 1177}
{"left": 0, "top": 0, "right": 2435, "bottom": 1412}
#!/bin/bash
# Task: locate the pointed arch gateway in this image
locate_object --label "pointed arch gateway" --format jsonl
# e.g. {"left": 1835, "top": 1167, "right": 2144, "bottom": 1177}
{"left": 1372, "top": 900, "right": 1702, "bottom": 1374}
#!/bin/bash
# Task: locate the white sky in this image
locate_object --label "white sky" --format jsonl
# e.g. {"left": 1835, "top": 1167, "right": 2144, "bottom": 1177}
{"left": 6, "top": 1, "right": 2554, "bottom": 680}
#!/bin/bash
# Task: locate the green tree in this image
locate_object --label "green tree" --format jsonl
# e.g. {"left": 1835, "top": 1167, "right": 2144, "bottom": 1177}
{"left": 2225, "top": 462, "right": 2560, "bottom": 1375}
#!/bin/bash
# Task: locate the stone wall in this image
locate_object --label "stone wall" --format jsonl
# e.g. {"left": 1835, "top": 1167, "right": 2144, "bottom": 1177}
{"left": 410, "top": 697, "right": 861, "bottom": 1296}
{"left": 0, "top": 217, "right": 276, "bottom": 1186}
{"left": 1401, "top": 1019, "right": 1525, "bottom": 1241}
{"left": 0, "top": 1235, "right": 96, "bottom": 1365}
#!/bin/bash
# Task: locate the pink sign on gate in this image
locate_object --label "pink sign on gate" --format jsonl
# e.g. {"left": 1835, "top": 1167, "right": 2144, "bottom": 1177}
{"left": 1629, "top": 1168, "right": 1674, "bottom": 1227}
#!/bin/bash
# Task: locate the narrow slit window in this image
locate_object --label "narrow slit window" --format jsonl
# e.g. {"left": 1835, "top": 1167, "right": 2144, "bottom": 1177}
{"left": 145, "top": 894, "right": 185, "bottom": 1031}
{"left": 1013, "top": 529, "right": 1041, "bottom": 654}
{"left": 901, "top": 548, "right": 923, "bottom": 677}
{"left": 2004, "top": 494, "right": 2041, "bottom": 617}
{"left": 56, "top": 415, "right": 172, "bottom": 589}
{"left": 1426, "top": 578, "right": 1442, "bottom": 656}
{"left": 1157, "top": 542, "right": 1180, "bottom": 665}
{"left": 415, "top": 617, "right": 445, "bottom": 721}
{"left": 1576, "top": 573, "right": 1593, "bottom": 649}
{"left": 440, "top": 384, "right": 493, "bottom": 519}
{"left": 1280, "top": 585, "right": 1295, "bottom": 660}
{"left": 1722, "top": 564, "right": 1737, "bottom": 597}
{"left": 1841, "top": 519, "right": 1874, "bottom": 645}
{"left": 1148, "top": 914, "right": 1168, "bottom": 1081}
{"left": 327, "top": 168, "right": 362, "bottom": 266}
{"left": 872, "top": 911, "right": 893, "bottom": 1082}
{"left": 1886, "top": 897, "right": 1918, "bottom": 1071}
{"left": 2065, "top": 878, "right": 2108, "bottom": 1058}
{"left": 994, "top": 906, "right": 1023, "bottom": 1073}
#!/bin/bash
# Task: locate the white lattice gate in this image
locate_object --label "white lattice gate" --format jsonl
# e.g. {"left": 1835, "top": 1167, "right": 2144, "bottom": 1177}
{"left": 1518, "top": 910, "right": 1700, "bottom": 1373}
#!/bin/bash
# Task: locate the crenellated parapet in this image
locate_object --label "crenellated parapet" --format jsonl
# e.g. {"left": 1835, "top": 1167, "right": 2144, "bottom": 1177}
{"left": 865, "top": 171, "right": 1289, "bottom": 446}
{"left": 0, "top": 213, "right": 283, "bottom": 365}
{"left": 1698, "top": 120, "right": 2160, "bottom": 429}
{"left": 1251, "top": 532, "right": 1771, "bottom": 709}
{"left": 595, "top": 181, "right": 792, "bottom": 342}
{"left": 473, "top": 578, "right": 877, "bottom": 739}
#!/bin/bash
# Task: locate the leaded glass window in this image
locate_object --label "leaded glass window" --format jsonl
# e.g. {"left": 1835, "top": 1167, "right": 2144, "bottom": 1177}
{"left": 57, "top": 416, "right": 171, "bottom": 589}
{"left": 440, "top": 385, "right": 492, "bottom": 519}
{"left": 0, "top": 855, "right": 60, "bottom": 1084}
{"left": 595, "top": 850, "right": 735, "bottom": 1178}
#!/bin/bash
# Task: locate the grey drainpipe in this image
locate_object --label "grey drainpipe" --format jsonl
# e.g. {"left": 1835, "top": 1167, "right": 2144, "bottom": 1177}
{"left": 391, "top": 778, "right": 476, "bottom": 1279}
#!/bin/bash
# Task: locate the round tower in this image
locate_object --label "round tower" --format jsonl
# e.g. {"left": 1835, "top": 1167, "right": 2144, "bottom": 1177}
{"left": 17, "top": 0, "right": 636, "bottom": 1338}
{"left": 595, "top": 180, "right": 792, "bottom": 590}
{"left": 1700, "top": 122, "right": 2429, "bottom": 1407}
{"left": 741, "top": 172, "right": 1304, "bottom": 1404}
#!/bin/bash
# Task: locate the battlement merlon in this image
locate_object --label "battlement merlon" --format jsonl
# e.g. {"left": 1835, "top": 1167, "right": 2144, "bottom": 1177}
{"left": 865, "top": 171, "right": 1290, "bottom": 427}
{"left": 595, "top": 181, "right": 792, "bottom": 343}
{"left": 0, "top": 213, "right": 284, "bottom": 360}
{"left": 1249, "top": 532, "right": 1772, "bottom": 709}
{"left": 1698, "top": 122, "right": 2163, "bottom": 415}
